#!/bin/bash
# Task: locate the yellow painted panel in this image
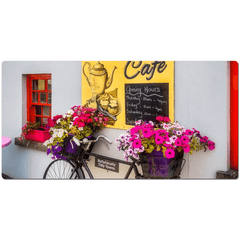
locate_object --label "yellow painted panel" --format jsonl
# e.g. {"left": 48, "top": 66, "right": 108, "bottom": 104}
{"left": 38, "top": 80, "right": 45, "bottom": 90}
{"left": 82, "top": 61, "right": 174, "bottom": 130}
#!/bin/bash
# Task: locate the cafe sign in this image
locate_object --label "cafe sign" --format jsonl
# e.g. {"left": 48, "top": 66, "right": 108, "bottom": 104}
{"left": 82, "top": 61, "right": 174, "bottom": 129}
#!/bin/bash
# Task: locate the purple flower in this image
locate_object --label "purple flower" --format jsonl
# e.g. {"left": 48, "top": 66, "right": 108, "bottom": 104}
{"left": 47, "top": 148, "right": 51, "bottom": 155}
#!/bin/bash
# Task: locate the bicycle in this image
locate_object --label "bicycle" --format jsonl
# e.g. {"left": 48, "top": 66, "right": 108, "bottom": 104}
{"left": 43, "top": 135, "right": 144, "bottom": 179}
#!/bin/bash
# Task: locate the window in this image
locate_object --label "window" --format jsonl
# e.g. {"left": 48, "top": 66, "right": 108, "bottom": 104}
{"left": 27, "top": 74, "right": 52, "bottom": 124}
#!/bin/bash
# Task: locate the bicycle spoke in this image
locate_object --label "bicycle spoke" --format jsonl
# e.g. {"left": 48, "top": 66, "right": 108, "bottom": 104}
{"left": 44, "top": 159, "right": 80, "bottom": 179}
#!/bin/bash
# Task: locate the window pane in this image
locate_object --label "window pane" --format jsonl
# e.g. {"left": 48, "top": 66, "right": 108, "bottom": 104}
{"left": 32, "top": 92, "right": 38, "bottom": 103}
{"left": 32, "top": 80, "right": 38, "bottom": 90}
{"left": 40, "top": 92, "right": 46, "bottom": 103}
{"left": 48, "top": 79, "right": 52, "bottom": 91}
{"left": 43, "top": 118, "right": 48, "bottom": 124}
{"left": 38, "top": 80, "right": 45, "bottom": 90}
{"left": 35, "top": 106, "right": 41, "bottom": 115}
{"left": 43, "top": 106, "right": 50, "bottom": 116}
{"left": 35, "top": 117, "right": 41, "bottom": 123}
{"left": 48, "top": 92, "right": 51, "bottom": 104}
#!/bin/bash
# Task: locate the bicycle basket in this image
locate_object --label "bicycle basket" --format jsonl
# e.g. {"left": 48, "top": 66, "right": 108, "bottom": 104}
{"left": 62, "top": 136, "right": 96, "bottom": 160}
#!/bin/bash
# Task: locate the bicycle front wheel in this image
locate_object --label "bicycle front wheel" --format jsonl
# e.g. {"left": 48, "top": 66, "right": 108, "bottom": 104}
{"left": 43, "top": 159, "right": 84, "bottom": 179}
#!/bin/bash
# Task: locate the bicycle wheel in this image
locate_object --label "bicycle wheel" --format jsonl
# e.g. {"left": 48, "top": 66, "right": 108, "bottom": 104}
{"left": 43, "top": 159, "right": 84, "bottom": 179}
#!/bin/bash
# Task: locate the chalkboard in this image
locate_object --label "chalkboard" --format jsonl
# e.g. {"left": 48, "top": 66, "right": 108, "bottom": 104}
{"left": 125, "top": 83, "right": 169, "bottom": 125}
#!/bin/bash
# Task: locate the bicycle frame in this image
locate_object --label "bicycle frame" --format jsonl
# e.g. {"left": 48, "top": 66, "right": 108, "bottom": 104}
{"left": 70, "top": 150, "right": 143, "bottom": 179}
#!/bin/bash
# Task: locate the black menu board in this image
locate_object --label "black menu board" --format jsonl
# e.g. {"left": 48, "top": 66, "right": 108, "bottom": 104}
{"left": 125, "top": 83, "right": 169, "bottom": 125}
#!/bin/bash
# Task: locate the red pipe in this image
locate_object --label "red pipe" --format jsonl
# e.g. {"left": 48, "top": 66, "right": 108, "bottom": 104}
{"left": 230, "top": 61, "right": 238, "bottom": 171}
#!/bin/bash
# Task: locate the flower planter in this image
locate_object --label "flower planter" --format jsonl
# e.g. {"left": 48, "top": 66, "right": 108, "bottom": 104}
{"left": 62, "top": 136, "right": 96, "bottom": 160}
{"left": 139, "top": 150, "right": 185, "bottom": 179}
{"left": 25, "top": 127, "right": 51, "bottom": 142}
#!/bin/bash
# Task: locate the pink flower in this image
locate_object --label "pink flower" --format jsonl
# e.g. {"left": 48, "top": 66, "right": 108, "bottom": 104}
{"left": 207, "top": 141, "right": 215, "bottom": 150}
{"left": 130, "top": 126, "right": 140, "bottom": 135}
{"left": 155, "top": 136, "right": 163, "bottom": 145}
{"left": 156, "top": 116, "right": 171, "bottom": 123}
{"left": 165, "top": 149, "right": 175, "bottom": 159}
{"left": 142, "top": 128, "right": 152, "bottom": 138}
{"left": 129, "top": 135, "right": 137, "bottom": 141}
{"left": 181, "top": 135, "right": 189, "bottom": 144}
{"left": 183, "top": 129, "right": 194, "bottom": 135}
{"left": 162, "top": 135, "right": 169, "bottom": 142}
{"left": 53, "top": 115, "right": 62, "bottom": 124}
{"left": 200, "top": 136, "right": 208, "bottom": 143}
{"left": 175, "top": 138, "right": 182, "bottom": 146}
{"left": 94, "top": 117, "right": 99, "bottom": 122}
{"left": 183, "top": 144, "right": 190, "bottom": 153}
{"left": 164, "top": 143, "right": 173, "bottom": 148}
{"left": 193, "top": 128, "right": 200, "bottom": 135}
{"left": 132, "top": 139, "right": 142, "bottom": 149}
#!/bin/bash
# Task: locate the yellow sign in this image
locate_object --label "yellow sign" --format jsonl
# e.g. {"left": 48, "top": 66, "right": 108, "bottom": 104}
{"left": 82, "top": 61, "right": 174, "bottom": 129}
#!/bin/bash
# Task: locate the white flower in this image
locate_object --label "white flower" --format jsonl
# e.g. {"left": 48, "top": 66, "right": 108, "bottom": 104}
{"left": 135, "top": 120, "right": 141, "bottom": 125}
{"left": 67, "top": 109, "right": 74, "bottom": 115}
{"left": 149, "top": 121, "right": 154, "bottom": 126}
{"left": 170, "top": 136, "right": 177, "bottom": 143}
{"left": 78, "top": 127, "right": 83, "bottom": 131}
{"left": 119, "top": 134, "right": 125, "bottom": 140}
{"left": 138, "top": 146, "right": 145, "bottom": 153}
{"left": 59, "top": 129, "right": 64, "bottom": 134}
{"left": 63, "top": 115, "right": 66, "bottom": 118}
{"left": 56, "top": 119, "right": 61, "bottom": 124}
{"left": 43, "top": 140, "right": 49, "bottom": 146}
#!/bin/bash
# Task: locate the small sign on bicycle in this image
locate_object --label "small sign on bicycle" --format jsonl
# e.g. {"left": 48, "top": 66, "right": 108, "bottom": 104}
{"left": 95, "top": 157, "right": 119, "bottom": 173}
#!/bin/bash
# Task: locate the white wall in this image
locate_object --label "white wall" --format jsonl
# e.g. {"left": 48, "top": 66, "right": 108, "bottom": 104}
{"left": 2, "top": 61, "right": 82, "bottom": 178}
{"left": 2, "top": 61, "right": 229, "bottom": 179}
{"left": 175, "top": 61, "right": 229, "bottom": 178}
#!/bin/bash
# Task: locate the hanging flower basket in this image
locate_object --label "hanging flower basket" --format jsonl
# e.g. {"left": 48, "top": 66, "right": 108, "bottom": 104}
{"left": 139, "top": 150, "right": 185, "bottom": 179}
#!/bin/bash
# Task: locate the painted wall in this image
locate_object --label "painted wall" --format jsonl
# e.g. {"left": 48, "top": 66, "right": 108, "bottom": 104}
{"left": 2, "top": 61, "right": 229, "bottom": 179}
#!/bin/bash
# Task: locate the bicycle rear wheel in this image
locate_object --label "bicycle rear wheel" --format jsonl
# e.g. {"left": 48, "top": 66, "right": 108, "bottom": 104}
{"left": 43, "top": 159, "right": 84, "bottom": 179}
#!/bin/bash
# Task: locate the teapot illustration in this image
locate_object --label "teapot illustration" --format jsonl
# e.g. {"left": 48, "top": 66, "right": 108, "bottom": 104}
{"left": 83, "top": 61, "right": 117, "bottom": 108}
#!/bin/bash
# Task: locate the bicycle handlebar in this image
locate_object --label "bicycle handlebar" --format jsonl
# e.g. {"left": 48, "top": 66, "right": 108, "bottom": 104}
{"left": 74, "top": 135, "right": 113, "bottom": 151}
{"left": 95, "top": 135, "right": 113, "bottom": 144}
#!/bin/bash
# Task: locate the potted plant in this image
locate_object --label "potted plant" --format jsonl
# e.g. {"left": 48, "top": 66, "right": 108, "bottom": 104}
{"left": 21, "top": 122, "right": 51, "bottom": 142}
{"left": 116, "top": 116, "right": 215, "bottom": 179}
{"left": 43, "top": 105, "right": 109, "bottom": 160}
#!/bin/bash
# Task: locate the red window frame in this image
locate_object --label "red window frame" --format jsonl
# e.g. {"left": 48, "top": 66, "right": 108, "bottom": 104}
{"left": 27, "top": 74, "right": 52, "bottom": 124}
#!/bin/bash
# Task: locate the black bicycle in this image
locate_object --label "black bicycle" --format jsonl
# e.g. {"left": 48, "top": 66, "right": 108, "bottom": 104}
{"left": 43, "top": 135, "right": 144, "bottom": 179}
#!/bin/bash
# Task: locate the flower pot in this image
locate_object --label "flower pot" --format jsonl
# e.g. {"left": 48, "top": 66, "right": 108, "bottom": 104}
{"left": 65, "top": 138, "right": 79, "bottom": 154}
{"left": 25, "top": 127, "right": 51, "bottom": 142}
{"left": 139, "top": 150, "right": 185, "bottom": 179}
{"left": 62, "top": 136, "right": 96, "bottom": 160}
